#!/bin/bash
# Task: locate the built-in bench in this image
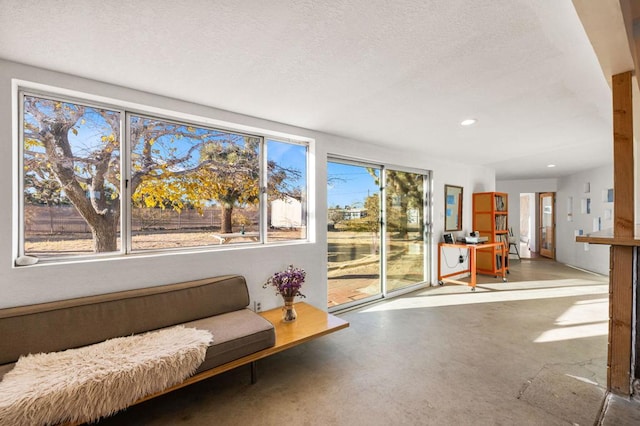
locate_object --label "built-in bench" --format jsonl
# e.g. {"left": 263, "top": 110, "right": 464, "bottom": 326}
{"left": 0, "top": 275, "right": 275, "bottom": 378}
{"left": 0, "top": 275, "right": 348, "bottom": 424}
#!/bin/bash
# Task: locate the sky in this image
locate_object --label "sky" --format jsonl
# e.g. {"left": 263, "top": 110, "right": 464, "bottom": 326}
{"left": 327, "top": 162, "right": 379, "bottom": 209}
{"left": 25, "top": 96, "right": 308, "bottom": 198}
{"left": 28, "top": 95, "right": 380, "bottom": 211}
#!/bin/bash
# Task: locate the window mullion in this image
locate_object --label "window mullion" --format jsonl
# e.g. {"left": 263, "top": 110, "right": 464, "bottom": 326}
{"left": 16, "top": 91, "right": 26, "bottom": 259}
{"left": 261, "top": 137, "right": 268, "bottom": 243}
{"left": 123, "top": 112, "right": 132, "bottom": 254}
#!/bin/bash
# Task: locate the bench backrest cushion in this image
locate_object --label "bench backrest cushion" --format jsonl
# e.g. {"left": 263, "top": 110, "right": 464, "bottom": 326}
{"left": 0, "top": 274, "right": 249, "bottom": 365}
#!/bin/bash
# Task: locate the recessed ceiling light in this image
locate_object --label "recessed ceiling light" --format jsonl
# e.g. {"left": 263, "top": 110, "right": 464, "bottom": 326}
{"left": 460, "top": 119, "right": 477, "bottom": 126}
{"left": 547, "top": 164, "right": 556, "bottom": 168}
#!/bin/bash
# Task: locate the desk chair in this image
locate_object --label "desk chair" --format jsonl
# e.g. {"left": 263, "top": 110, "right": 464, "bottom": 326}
{"left": 508, "top": 228, "right": 521, "bottom": 259}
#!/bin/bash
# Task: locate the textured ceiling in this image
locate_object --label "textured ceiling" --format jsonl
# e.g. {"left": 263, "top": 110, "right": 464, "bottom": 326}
{"left": 0, "top": 0, "right": 617, "bottom": 179}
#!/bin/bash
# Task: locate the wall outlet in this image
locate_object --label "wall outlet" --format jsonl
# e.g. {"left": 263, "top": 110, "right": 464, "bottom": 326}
{"left": 458, "top": 255, "right": 464, "bottom": 263}
{"left": 254, "top": 301, "right": 262, "bottom": 312}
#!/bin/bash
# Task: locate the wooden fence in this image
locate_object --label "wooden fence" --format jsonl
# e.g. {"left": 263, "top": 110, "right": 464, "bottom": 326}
{"left": 24, "top": 205, "right": 258, "bottom": 235}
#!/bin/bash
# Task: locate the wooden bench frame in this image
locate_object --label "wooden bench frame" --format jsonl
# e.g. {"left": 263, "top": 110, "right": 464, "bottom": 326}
{"left": 135, "top": 302, "right": 348, "bottom": 403}
{"left": 63, "top": 302, "right": 347, "bottom": 425}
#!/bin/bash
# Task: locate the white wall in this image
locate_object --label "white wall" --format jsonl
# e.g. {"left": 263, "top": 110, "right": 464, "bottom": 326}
{"left": 0, "top": 59, "right": 494, "bottom": 309}
{"left": 497, "top": 169, "right": 612, "bottom": 276}
{"left": 497, "top": 179, "right": 558, "bottom": 251}
{"left": 436, "top": 169, "right": 495, "bottom": 280}
{"left": 556, "top": 165, "right": 613, "bottom": 275}
{"left": 524, "top": 193, "right": 536, "bottom": 251}
{"left": 513, "top": 193, "right": 536, "bottom": 251}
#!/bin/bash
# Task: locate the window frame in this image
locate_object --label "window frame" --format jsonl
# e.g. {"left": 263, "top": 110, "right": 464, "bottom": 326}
{"left": 124, "top": 111, "right": 267, "bottom": 254}
{"left": 16, "top": 83, "right": 311, "bottom": 265}
{"left": 265, "top": 137, "right": 310, "bottom": 242}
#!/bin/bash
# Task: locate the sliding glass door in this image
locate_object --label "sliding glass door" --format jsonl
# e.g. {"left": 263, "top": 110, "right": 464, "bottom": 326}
{"left": 385, "top": 170, "right": 426, "bottom": 292}
{"left": 328, "top": 159, "right": 429, "bottom": 310}
{"left": 327, "top": 161, "right": 381, "bottom": 308}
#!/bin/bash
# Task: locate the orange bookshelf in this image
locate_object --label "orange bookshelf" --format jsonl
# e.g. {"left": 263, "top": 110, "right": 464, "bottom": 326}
{"left": 472, "top": 192, "right": 509, "bottom": 275}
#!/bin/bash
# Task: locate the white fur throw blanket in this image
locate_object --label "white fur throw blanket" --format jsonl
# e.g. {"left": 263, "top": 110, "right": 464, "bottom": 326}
{"left": 0, "top": 326, "right": 213, "bottom": 426}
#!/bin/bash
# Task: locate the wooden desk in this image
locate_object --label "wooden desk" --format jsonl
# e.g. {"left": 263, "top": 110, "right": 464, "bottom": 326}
{"left": 437, "top": 242, "right": 507, "bottom": 291}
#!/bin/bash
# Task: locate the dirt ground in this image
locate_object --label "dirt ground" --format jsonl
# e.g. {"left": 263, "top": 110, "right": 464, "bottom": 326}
{"left": 26, "top": 229, "right": 424, "bottom": 308}
{"left": 25, "top": 229, "right": 304, "bottom": 256}
{"left": 327, "top": 231, "right": 425, "bottom": 306}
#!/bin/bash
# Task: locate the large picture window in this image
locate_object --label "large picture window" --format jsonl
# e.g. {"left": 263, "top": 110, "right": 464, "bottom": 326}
{"left": 23, "top": 95, "right": 122, "bottom": 256}
{"left": 19, "top": 90, "right": 309, "bottom": 261}
{"left": 129, "top": 115, "right": 261, "bottom": 251}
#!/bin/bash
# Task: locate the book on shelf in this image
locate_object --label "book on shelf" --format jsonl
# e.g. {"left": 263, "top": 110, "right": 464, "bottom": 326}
{"left": 494, "top": 195, "right": 506, "bottom": 211}
{"left": 495, "top": 215, "right": 507, "bottom": 230}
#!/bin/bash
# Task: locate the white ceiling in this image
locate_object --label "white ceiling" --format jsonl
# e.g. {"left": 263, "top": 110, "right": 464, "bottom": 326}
{"left": 0, "top": 0, "right": 617, "bottom": 179}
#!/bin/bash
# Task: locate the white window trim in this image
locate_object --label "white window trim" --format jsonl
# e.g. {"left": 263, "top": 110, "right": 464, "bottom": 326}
{"left": 14, "top": 80, "right": 313, "bottom": 266}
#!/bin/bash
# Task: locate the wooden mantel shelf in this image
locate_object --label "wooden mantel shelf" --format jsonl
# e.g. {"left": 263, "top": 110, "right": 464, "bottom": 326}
{"left": 576, "top": 226, "right": 640, "bottom": 246}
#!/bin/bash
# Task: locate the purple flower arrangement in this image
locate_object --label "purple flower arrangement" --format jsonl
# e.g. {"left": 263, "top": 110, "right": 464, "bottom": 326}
{"left": 263, "top": 265, "right": 306, "bottom": 299}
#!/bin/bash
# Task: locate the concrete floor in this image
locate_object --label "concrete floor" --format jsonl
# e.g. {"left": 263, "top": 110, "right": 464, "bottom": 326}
{"left": 600, "top": 393, "right": 640, "bottom": 425}
{"left": 98, "top": 259, "right": 633, "bottom": 425}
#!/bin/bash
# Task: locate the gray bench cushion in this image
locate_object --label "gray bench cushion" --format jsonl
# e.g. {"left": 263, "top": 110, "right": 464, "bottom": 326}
{"left": 0, "top": 275, "right": 251, "bottom": 365}
{"left": 183, "top": 309, "right": 276, "bottom": 372}
{"left": 0, "top": 363, "right": 13, "bottom": 381}
{"left": 0, "top": 310, "right": 276, "bottom": 382}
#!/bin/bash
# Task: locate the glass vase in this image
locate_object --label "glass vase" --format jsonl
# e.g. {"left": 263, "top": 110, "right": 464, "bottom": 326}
{"left": 282, "top": 296, "right": 297, "bottom": 322}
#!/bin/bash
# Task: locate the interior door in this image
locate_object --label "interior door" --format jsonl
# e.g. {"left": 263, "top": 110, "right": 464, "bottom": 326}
{"left": 539, "top": 192, "right": 555, "bottom": 259}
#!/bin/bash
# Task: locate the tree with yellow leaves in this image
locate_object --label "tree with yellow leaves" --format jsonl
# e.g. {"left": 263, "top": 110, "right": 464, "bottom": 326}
{"left": 23, "top": 97, "right": 299, "bottom": 253}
